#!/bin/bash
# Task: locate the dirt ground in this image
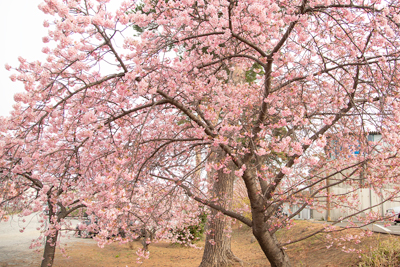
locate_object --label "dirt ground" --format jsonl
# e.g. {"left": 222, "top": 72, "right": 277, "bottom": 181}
{"left": 4, "top": 220, "right": 399, "bottom": 267}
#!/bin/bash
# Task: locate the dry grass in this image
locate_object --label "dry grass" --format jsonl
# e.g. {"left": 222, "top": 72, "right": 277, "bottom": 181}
{"left": 41, "top": 221, "right": 400, "bottom": 266}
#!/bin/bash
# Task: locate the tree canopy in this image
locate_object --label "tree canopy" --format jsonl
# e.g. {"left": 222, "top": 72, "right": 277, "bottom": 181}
{"left": 1, "top": 0, "right": 400, "bottom": 266}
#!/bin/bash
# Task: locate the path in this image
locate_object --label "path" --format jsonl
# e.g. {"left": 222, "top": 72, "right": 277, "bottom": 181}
{"left": 0, "top": 213, "right": 95, "bottom": 266}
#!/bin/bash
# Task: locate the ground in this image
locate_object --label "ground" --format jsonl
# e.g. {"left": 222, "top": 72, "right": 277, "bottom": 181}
{"left": 1, "top": 220, "right": 398, "bottom": 267}
{"left": 53, "top": 221, "right": 400, "bottom": 267}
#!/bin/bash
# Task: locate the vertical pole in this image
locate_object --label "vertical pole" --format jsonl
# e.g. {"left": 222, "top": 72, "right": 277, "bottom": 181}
{"left": 324, "top": 138, "right": 332, "bottom": 222}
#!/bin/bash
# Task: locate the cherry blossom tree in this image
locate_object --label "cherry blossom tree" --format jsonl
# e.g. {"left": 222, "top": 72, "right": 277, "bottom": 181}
{"left": 0, "top": 116, "right": 90, "bottom": 267}
{"left": 0, "top": 116, "right": 201, "bottom": 266}
{"left": 2, "top": 0, "right": 400, "bottom": 266}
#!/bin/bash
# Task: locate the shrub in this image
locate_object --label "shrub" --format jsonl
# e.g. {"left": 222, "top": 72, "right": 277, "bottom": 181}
{"left": 359, "top": 239, "right": 400, "bottom": 267}
{"left": 173, "top": 212, "right": 207, "bottom": 244}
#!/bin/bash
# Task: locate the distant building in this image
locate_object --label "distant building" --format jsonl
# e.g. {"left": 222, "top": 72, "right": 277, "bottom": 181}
{"left": 310, "top": 132, "right": 400, "bottom": 221}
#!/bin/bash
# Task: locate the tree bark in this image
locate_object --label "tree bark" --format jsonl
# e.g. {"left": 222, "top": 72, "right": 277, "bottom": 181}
{"left": 199, "top": 148, "right": 241, "bottom": 267}
{"left": 252, "top": 214, "right": 291, "bottom": 267}
{"left": 241, "top": 160, "right": 292, "bottom": 267}
{"left": 41, "top": 229, "right": 59, "bottom": 267}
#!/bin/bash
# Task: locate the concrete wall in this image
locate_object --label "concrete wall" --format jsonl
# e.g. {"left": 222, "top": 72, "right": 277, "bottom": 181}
{"left": 308, "top": 186, "right": 400, "bottom": 221}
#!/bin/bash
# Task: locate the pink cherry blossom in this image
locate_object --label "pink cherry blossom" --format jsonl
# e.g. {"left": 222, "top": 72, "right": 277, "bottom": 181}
{"left": 2, "top": 1, "right": 400, "bottom": 266}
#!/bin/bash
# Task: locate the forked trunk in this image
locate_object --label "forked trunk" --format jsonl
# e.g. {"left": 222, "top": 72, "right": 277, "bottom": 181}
{"left": 41, "top": 229, "right": 59, "bottom": 267}
{"left": 199, "top": 148, "right": 241, "bottom": 267}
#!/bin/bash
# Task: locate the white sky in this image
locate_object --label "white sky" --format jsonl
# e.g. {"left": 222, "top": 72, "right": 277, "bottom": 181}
{"left": 0, "top": 0, "right": 49, "bottom": 117}
{"left": 0, "top": 1, "right": 123, "bottom": 117}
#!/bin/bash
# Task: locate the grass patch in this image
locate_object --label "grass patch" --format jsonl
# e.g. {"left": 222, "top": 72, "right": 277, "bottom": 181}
{"left": 358, "top": 238, "right": 400, "bottom": 267}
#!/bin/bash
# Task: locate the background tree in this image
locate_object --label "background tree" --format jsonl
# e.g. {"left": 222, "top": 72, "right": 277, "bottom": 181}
{"left": 2, "top": 1, "right": 400, "bottom": 267}
{"left": 0, "top": 136, "right": 87, "bottom": 267}
{"left": 200, "top": 147, "right": 241, "bottom": 267}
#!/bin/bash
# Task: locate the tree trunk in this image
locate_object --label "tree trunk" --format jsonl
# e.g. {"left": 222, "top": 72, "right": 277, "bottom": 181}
{"left": 253, "top": 230, "right": 291, "bottom": 267}
{"left": 200, "top": 213, "right": 241, "bottom": 267}
{"left": 41, "top": 229, "right": 59, "bottom": 267}
{"left": 199, "top": 148, "right": 241, "bottom": 267}
{"left": 251, "top": 206, "right": 291, "bottom": 267}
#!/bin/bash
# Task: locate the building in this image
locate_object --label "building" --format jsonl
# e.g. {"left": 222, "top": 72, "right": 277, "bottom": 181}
{"left": 309, "top": 132, "right": 400, "bottom": 221}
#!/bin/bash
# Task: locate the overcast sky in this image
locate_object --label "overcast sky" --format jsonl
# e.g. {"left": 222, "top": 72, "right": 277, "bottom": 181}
{"left": 0, "top": 1, "right": 50, "bottom": 117}
{"left": 0, "top": 1, "right": 125, "bottom": 118}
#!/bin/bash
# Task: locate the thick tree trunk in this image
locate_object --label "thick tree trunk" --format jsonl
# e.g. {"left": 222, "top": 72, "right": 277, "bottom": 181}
{"left": 199, "top": 148, "right": 241, "bottom": 267}
{"left": 41, "top": 229, "right": 59, "bottom": 267}
{"left": 200, "top": 213, "right": 241, "bottom": 267}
